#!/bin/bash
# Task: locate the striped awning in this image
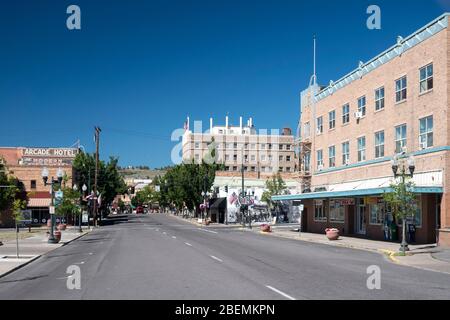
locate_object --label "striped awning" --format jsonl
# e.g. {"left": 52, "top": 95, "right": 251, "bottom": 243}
{"left": 27, "top": 198, "right": 51, "bottom": 208}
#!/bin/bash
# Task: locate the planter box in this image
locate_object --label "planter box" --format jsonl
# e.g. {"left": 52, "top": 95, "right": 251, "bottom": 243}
{"left": 260, "top": 224, "right": 272, "bottom": 232}
{"left": 325, "top": 228, "right": 339, "bottom": 240}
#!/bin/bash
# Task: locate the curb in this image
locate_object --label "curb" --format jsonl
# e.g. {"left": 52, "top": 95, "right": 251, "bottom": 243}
{"left": 0, "top": 230, "right": 91, "bottom": 279}
{"left": 378, "top": 249, "right": 400, "bottom": 263}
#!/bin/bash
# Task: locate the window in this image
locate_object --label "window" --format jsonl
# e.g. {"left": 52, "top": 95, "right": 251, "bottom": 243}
{"left": 375, "top": 87, "right": 385, "bottom": 111}
{"left": 317, "top": 116, "right": 323, "bottom": 134}
{"left": 30, "top": 180, "right": 37, "bottom": 189}
{"left": 268, "top": 144, "right": 272, "bottom": 150}
{"left": 357, "top": 136, "right": 366, "bottom": 162}
{"left": 329, "top": 200, "right": 345, "bottom": 222}
{"left": 233, "top": 143, "right": 238, "bottom": 148}
{"left": 375, "top": 131, "right": 385, "bottom": 158}
{"left": 261, "top": 143, "right": 266, "bottom": 150}
{"left": 279, "top": 144, "right": 283, "bottom": 150}
{"left": 279, "top": 155, "right": 283, "bottom": 161}
{"left": 251, "top": 155, "right": 256, "bottom": 161}
{"left": 419, "top": 116, "right": 433, "bottom": 148}
{"left": 303, "top": 152, "right": 311, "bottom": 172}
{"left": 370, "top": 202, "right": 385, "bottom": 225}
{"left": 225, "top": 154, "right": 230, "bottom": 161}
{"left": 304, "top": 122, "right": 311, "bottom": 138}
{"left": 225, "top": 166, "right": 229, "bottom": 171}
{"left": 328, "top": 145, "right": 336, "bottom": 168}
{"left": 194, "top": 142, "right": 200, "bottom": 149}
{"left": 342, "top": 141, "right": 349, "bottom": 165}
{"left": 342, "top": 104, "right": 350, "bottom": 124}
{"left": 195, "top": 154, "right": 200, "bottom": 161}
{"left": 419, "top": 63, "right": 433, "bottom": 93}
{"left": 245, "top": 143, "right": 249, "bottom": 149}
{"left": 268, "top": 155, "right": 273, "bottom": 161}
{"left": 233, "top": 154, "right": 237, "bottom": 161}
{"left": 250, "top": 143, "right": 256, "bottom": 149}
{"left": 314, "top": 200, "right": 327, "bottom": 221}
{"left": 279, "top": 167, "right": 283, "bottom": 172}
{"left": 233, "top": 166, "right": 237, "bottom": 171}
{"left": 329, "top": 110, "right": 336, "bottom": 129}
{"left": 286, "top": 155, "right": 291, "bottom": 162}
{"left": 395, "top": 124, "right": 407, "bottom": 153}
{"left": 244, "top": 155, "right": 248, "bottom": 162}
{"left": 261, "top": 154, "right": 266, "bottom": 161}
{"left": 286, "top": 145, "right": 291, "bottom": 150}
{"left": 251, "top": 166, "right": 256, "bottom": 172}
{"left": 395, "top": 76, "right": 407, "bottom": 102}
{"left": 286, "top": 167, "right": 291, "bottom": 172}
{"left": 357, "top": 96, "right": 366, "bottom": 116}
{"left": 317, "top": 150, "right": 323, "bottom": 169}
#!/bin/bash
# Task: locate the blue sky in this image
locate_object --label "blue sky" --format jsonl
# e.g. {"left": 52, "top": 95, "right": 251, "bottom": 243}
{"left": 1, "top": 0, "right": 449, "bottom": 168}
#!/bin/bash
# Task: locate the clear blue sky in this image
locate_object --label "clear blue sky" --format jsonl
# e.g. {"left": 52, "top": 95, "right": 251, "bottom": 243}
{"left": 1, "top": 0, "right": 449, "bottom": 168}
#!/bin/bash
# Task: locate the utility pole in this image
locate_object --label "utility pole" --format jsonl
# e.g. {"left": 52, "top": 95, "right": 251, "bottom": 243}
{"left": 241, "top": 146, "right": 245, "bottom": 227}
{"left": 93, "top": 126, "right": 101, "bottom": 227}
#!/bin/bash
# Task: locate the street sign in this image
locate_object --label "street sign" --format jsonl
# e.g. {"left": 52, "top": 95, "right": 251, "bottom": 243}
{"left": 55, "top": 190, "right": 63, "bottom": 199}
{"left": 19, "top": 210, "right": 32, "bottom": 224}
{"left": 49, "top": 206, "right": 55, "bottom": 214}
{"left": 299, "top": 204, "right": 304, "bottom": 211}
{"left": 82, "top": 213, "right": 88, "bottom": 223}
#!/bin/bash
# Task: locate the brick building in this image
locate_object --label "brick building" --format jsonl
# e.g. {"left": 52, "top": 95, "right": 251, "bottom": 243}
{"left": 0, "top": 146, "right": 78, "bottom": 226}
{"left": 182, "top": 116, "right": 297, "bottom": 175}
{"left": 274, "top": 13, "right": 450, "bottom": 246}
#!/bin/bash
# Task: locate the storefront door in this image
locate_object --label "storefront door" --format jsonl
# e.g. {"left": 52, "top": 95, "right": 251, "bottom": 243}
{"left": 356, "top": 199, "right": 366, "bottom": 235}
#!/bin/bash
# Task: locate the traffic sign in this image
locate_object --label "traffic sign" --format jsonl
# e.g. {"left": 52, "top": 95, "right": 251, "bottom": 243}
{"left": 49, "top": 206, "right": 55, "bottom": 214}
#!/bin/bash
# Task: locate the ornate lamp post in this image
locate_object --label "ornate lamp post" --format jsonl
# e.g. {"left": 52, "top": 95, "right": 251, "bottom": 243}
{"left": 41, "top": 167, "right": 64, "bottom": 244}
{"left": 391, "top": 154, "right": 415, "bottom": 252}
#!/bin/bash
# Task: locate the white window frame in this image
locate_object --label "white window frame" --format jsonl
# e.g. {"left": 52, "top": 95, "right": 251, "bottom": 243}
{"left": 342, "top": 141, "right": 350, "bottom": 165}
{"left": 314, "top": 201, "right": 327, "bottom": 222}
{"left": 317, "top": 150, "right": 323, "bottom": 169}
{"left": 329, "top": 200, "right": 345, "bottom": 223}
{"left": 395, "top": 124, "right": 407, "bottom": 153}
{"left": 419, "top": 116, "right": 433, "bottom": 149}
{"left": 329, "top": 110, "right": 336, "bottom": 129}
{"left": 375, "top": 130, "right": 385, "bottom": 158}
{"left": 375, "top": 86, "right": 385, "bottom": 111}
{"left": 357, "top": 136, "right": 366, "bottom": 162}
{"left": 328, "top": 145, "right": 336, "bottom": 168}
{"left": 342, "top": 104, "right": 350, "bottom": 124}
{"left": 419, "top": 63, "right": 433, "bottom": 93}
{"left": 317, "top": 116, "right": 323, "bottom": 134}
{"left": 357, "top": 96, "right": 366, "bottom": 116}
{"left": 395, "top": 76, "right": 407, "bottom": 102}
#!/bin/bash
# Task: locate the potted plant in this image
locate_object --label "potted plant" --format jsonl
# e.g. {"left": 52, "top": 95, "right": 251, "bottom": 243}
{"left": 54, "top": 230, "right": 62, "bottom": 243}
{"left": 325, "top": 228, "right": 339, "bottom": 240}
{"left": 57, "top": 223, "right": 67, "bottom": 231}
{"left": 260, "top": 224, "right": 272, "bottom": 232}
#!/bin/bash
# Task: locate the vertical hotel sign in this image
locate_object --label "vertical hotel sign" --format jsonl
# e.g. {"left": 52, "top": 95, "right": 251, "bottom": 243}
{"left": 20, "top": 148, "right": 78, "bottom": 166}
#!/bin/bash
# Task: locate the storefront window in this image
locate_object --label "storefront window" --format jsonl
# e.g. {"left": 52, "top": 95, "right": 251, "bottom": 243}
{"left": 329, "top": 200, "right": 344, "bottom": 222}
{"left": 314, "top": 200, "right": 327, "bottom": 221}
{"left": 370, "top": 202, "right": 384, "bottom": 225}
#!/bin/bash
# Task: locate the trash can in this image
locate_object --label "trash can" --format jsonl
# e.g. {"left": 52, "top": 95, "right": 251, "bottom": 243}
{"left": 407, "top": 223, "right": 416, "bottom": 243}
{"left": 390, "top": 223, "right": 398, "bottom": 241}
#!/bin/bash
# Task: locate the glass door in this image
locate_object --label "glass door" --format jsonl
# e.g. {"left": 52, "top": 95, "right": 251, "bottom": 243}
{"left": 356, "top": 198, "right": 366, "bottom": 234}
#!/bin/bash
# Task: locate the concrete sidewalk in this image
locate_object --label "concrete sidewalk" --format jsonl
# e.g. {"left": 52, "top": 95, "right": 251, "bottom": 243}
{"left": 0, "top": 228, "right": 91, "bottom": 278}
{"left": 169, "top": 213, "right": 450, "bottom": 274}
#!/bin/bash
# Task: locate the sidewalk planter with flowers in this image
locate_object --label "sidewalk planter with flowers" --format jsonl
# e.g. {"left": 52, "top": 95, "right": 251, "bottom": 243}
{"left": 325, "top": 228, "right": 339, "bottom": 240}
{"left": 53, "top": 230, "right": 62, "bottom": 243}
{"left": 57, "top": 224, "right": 67, "bottom": 231}
{"left": 260, "top": 224, "right": 272, "bottom": 233}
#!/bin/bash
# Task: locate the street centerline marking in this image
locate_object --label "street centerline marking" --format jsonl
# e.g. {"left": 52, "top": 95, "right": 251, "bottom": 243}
{"left": 210, "top": 255, "right": 223, "bottom": 262}
{"left": 265, "top": 285, "right": 296, "bottom": 300}
{"left": 184, "top": 242, "right": 192, "bottom": 246}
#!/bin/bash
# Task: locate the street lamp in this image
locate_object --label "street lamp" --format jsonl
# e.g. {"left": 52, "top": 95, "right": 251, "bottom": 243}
{"left": 81, "top": 184, "right": 87, "bottom": 232}
{"left": 41, "top": 167, "right": 64, "bottom": 244}
{"left": 391, "top": 155, "right": 415, "bottom": 253}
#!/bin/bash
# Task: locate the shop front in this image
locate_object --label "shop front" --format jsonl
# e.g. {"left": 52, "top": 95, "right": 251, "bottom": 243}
{"left": 273, "top": 187, "right": 441, "bottom": 245}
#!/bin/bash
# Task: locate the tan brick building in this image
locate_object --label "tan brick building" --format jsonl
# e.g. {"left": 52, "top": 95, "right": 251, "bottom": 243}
{"left": 0, "top": 147, "right": 78, "bottom": 226}
{"left": 274, "top": 13, "right": 450, "bottom": 246}
{"left": 182, "top": 116, "right": 297, "bottom": 176}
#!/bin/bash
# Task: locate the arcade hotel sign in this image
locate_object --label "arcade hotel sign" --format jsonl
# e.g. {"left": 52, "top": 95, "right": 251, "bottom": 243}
{"left": 21, "top": 148, "right": 78, "bottom": 166}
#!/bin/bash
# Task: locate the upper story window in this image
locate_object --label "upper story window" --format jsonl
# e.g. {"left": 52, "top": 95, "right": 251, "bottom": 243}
{"left": 251, "top": 155, "right": 256, "bottom": 161}
{"left": 395, "top": 76, "right": 407, "bottom": 102}
{"left": 419, "top": 63, "right": 433, "bottom": 93}
{"left": 342, "top": 104, "right": 350, "bottom": 124}
{"left": 250, "top": 143, "right": 256, "bottom": 149}
{"left": 279, "top": 155, "right": 283, "bottom": 161}
{"left": 342, "top": 141, "right": 350, "bottom": 165}
{"left": 261, "top": 154, "right": 266, "bottom": 161}
{"left": 375, "top": 87, "right": 385, "bottom": 111}
{"left": 286, "top": 145, "right": 291, "bottom": 150}
{"left": 261, "top": 143, "right": 266, "bottom": 150}
{"left": 357, "top": 96, "right": 366, "bottom": 116}
{"left": 279, "top": 144, "right": 284, "bottom": 150}
{"left": 317, "top": 150, "right": 323, "bottom": 169}
{"left": 194, "top": 142, "right": 200, "bottom": 149}
{"left": 329, "top": 110, "right": 336, "bottom": 129}
{"left": 30, "top": 180, "right": 37, "bottom": 189}
{"left": 395, "top": 124, "right": 407, "bottom": 153}
{"left": 419, "top": 116, "right": 433, "bottom": 149}
{"left": 375, "top": 130, "right": 385, "bottom": 158}
{"left": 357, "top": 136, "right": 366, "bottom": 162}
{"left": 317, "top": 116, "right": 323, "bottom": 134}
{"left": 286, "top": 155, "right": 291, "bottom": 162}
{"left": 328, "top": 145, "right": 336, "bottom": 168}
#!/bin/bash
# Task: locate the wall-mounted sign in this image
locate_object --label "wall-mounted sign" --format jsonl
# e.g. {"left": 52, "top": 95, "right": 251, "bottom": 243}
{"left": 336, "top": 198, "right": 355, "bottom": 206}
{"left": 19, "top": 148, "right": 78, "bottom": 167}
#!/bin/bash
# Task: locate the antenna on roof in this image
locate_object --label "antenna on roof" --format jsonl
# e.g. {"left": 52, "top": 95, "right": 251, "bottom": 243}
{"left": 313, "top": 35, "right": 316, "bottom": 85}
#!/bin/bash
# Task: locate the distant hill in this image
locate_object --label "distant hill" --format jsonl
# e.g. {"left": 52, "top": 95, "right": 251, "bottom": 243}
{"left": 119, "top": 168, "right": 167, "bottom": 180}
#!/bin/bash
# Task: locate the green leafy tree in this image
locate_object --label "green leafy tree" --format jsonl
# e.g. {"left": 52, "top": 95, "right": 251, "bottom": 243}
{"left": 55, "top": 186, "right": 81, "bottom": 223}
{"left": 383, "top": 175, "right": 418, "bottom": 253}
{"left": 261, "top": 173, "right": 288, "bottom": 210}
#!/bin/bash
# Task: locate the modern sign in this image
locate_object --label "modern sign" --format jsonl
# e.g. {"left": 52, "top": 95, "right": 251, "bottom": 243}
{"left": 336, "top": 198, "right": 355, "bottom": 205}
{"left": 19, "top": 148, "right": 78, "bottom": 167}
{"left": 19, "top": 210, "right": 32, "bottom": 223}
{"left": 49, "top": 206, "right": 55, "bottom": 214}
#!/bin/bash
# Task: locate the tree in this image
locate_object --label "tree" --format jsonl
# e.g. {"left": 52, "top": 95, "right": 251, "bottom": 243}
{"left": 56, "top": 186, "right": 81, "bottom": 224}
{"left": 12, "top": 198, "right": 27, "bottom": 258}
{"left": 383, "top": 175, "right": 418, "bottom": 254}
{"left": 261, "top": 172, "right": 288, "bottom": 210}
{"left": 0, "top": 160, "right": 27, "bottom": 227}
{"left": 73, "top": 152, "right": 127, "bottom": 218}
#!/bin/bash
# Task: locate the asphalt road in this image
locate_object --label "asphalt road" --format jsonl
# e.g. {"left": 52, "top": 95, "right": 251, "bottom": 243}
{"left": 0, "top": 213, "right": 450, "bottom": 300}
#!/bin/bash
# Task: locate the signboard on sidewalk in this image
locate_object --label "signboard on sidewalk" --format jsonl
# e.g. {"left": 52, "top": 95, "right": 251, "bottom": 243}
{"left": 82, "top": 212, "right": 88, "bottom": 223}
